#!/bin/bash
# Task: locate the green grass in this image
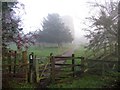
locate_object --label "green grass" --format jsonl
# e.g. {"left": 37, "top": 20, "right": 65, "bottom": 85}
{"left": 48, "top": 75, "right": 104, "bottom": 88}
{"left": 9, "top": 43, "right": 69, "bottom": 57}
{"left": 28, "top": 46, "right": 67, "bottom": 57}
{"left": 48, "top": 71, "right": 120, "bottom": 88}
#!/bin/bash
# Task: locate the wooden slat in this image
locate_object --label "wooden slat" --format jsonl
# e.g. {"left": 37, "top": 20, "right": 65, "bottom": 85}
{"left": 38, "top": 63, "right": 51, "bottom": 67}
{"left": 2, "top": 63, "right": 29, "bottom": 67}
{"left": 39, "top": 68, "right": 51, "bottom": 72}
{"left": 86, "top": 59, "right": 118, "bottom": 63}
{"left": 55, "top": 63, "right": 81, "bottom": 66}
{"left": 55, "top": 69, "right": 72, "bottom": 72}
{"left": 55, "top": 72, "right": 73, "bottom": 77}
{"left": 54, "top": 56, "right": 84, "bottom": 59}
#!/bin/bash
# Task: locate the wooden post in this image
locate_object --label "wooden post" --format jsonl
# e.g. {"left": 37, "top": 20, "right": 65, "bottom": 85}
{"left": 72, "top": 54, "right": 75, "bottom": 77}
{"left": 102, "top": 59, "right": 105, "bottom": 76}
{"left": 50, "top": 53, "right": 55, "bottom": 83}
{"left": 13, "top": 51, "right": 17, "bottom": 77}
{"left": 22, "top": 51, "right": 28, "bottom": 64}
{"left": 33, "top": 55, "right": 37, "bottom": 83}
{"left": 8, "top": 50, "right": 11, "bottom": 73}
{"left": 28, "top": 52, "right": 34, "bottom": 83}
{"left": 35, "top": 56, "right": 39, "bottom": 83}
{"left": 22, "top": 51, "right": 29, "bottom": 82}
{"left": 81, "top": 57, "right": 85, "bottom": 73}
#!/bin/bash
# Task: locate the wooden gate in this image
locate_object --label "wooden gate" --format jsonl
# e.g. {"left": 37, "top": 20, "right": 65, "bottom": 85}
{"left": 50, "top": 53, "right": 85, "bottom": 83}
{"left": 28, "top": 52, "right": 118, "bottom": 84}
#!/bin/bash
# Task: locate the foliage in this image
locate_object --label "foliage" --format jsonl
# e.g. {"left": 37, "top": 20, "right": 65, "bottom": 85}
{"left": 14, "top": 31, "right": 38, "bottom": 51}
{"left": 2, "top": 2, "right": 24, "bottom": 53}
{"left": 84, "top": 0, "right": 118, "bottom": 59}
{"left": 2, "top": 2, "right": 36, "bottom": 52}
{"left": 36, "top": 13, "right": 73, "bottom": 46}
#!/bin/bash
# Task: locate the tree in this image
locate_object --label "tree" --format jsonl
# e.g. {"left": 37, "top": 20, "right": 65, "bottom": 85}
{"left": 2, "top": 2, "right": 23, "bottom": 52}
{"left": 14, "top": 31, "right": 37, "bottom": 51}
{"left": 83, "top": 0, "right": 118, "bottom": 59}
{"left": 37, "top": 13, "right": 73, "bottom": 47}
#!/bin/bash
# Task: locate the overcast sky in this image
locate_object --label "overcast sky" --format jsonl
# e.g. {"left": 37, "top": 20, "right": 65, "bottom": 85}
{"left": 16, "top": 0, "right": 116, "bottom": 38}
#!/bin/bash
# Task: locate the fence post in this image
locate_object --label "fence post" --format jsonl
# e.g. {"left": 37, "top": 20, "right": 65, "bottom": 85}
{"left": 8, "top": 50, "right": 11, "bottom": 73}
{"left": 72, "top": 54, "right": 75, "bottom": 77}
{"left": 13, "top": 51, "right": 17, "bottom": 77}
{"left": 50, "top": 53, "right": 55, "bottom": 83}
{"left": 28, "top": 52, "right": 34, "bottom": 83}
{"left": 22, "top": 51, "right": 29, "bottom": 82}
{"left": 35, "top": 56, "right": 39, "bottom": 83}
{"left": 22, "top": 51, "right": 28, "bottom": 64}
{"left": 102, "top": 59, "right": 105, "bottom": 76}
{"left": 81, "top": 57, "right": 85, "bottom": 73}
{"left": 33, "top": 55, "right": 37, "bottom": 83}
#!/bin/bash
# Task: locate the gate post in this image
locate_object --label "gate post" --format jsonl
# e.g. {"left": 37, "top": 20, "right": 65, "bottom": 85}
{"left": 81, "top": 57, "right": 85, "bottom": 73}
{"left": 28, "top": 52, "right": 34, "bottom": 83}
{"left": 22, "top": 51, "right": 28, "bottom": 64}
{"left": 8, "top": 50, "right": 11, "bottom": 73}
{"left": 35, "top": 56, "right": 39, "bottom": 83}
{"left": 72, "top": 54, "right": 75, "bottom": 77}
{"left": 102, "top": 59, "right": 105, "bottom": 76}
{"left": 13, "top": 51, "right": 17, "bottom": 77}
{"left": 33, "top": 55, "right": 37, "bottom": 83}
{"left": 50, "top": 53, "right": 55, "bottom": 83}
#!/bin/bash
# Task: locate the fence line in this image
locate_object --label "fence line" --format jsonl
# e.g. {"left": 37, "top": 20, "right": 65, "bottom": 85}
{"left": 2, "top": 50, "right": 29, "bottom": 82}
{"left": 33, "top": 53, "right": 118, "bottom": 83}
{"left": 3, "top": 50, "right": 118, "bottom": 84}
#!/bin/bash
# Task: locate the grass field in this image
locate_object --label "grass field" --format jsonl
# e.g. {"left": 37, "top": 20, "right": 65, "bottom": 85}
{"left": 9, "top": 43, "right": 71, "bottom": 57}
{"left": 28, "top": 46, "right": 68, "bottom": 57}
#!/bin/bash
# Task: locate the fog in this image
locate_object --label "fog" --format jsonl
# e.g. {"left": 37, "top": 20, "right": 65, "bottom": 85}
{"left": 16, "top": 0, "right": 113, "bottom": 44}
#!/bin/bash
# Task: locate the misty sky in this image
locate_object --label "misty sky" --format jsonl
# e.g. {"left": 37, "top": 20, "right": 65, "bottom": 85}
{"left": 16, "top": 0, "right": 117, "bottom": 38}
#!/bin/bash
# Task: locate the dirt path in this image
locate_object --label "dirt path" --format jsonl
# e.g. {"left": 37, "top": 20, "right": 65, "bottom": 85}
{"left": 55, "top": 47, "right": 77, "bottom": 67}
